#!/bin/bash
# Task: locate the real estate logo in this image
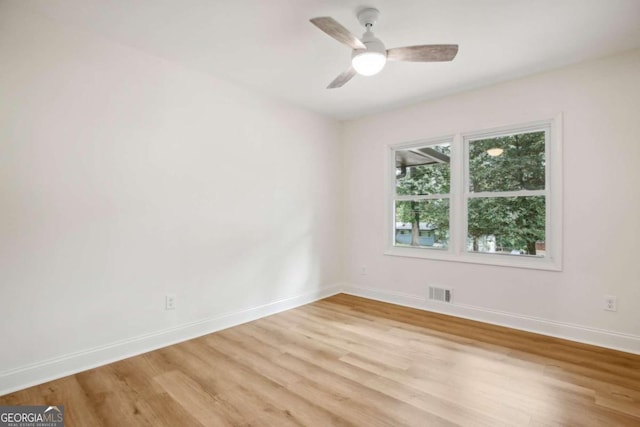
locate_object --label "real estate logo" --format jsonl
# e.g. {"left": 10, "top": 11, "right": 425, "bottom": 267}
{"left": 0, "top": 405, "right": 64, "bottom": 427}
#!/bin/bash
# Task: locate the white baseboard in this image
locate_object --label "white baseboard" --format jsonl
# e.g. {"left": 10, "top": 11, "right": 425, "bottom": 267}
{"left": 0, "top": 284, "right": 343, "bottom": 396}
{"left": 343, "top": 284, "right": 640, "bottom": 355}
{"left": 3, "top": 282, "right": 637, "bottom": 396}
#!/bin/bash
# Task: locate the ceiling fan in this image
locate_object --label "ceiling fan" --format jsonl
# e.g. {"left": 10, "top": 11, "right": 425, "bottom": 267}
{"left": 310, "top": 8, "right": 458, "bottom": 89}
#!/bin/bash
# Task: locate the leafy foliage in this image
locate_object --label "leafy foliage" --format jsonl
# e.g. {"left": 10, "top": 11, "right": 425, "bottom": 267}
{"left": 468, "top": 196, "right": 545, "bottom": 254}
{"left": 469, "top": 131, "right": 545, "bottom": 193}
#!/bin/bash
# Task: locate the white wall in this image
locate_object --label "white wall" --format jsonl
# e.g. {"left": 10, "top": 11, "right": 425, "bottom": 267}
{"left": 342, "top": 49, "right": 640, "bottom": 352}
{"left": 0, "top": 4, "right": 343, "bottom": 392}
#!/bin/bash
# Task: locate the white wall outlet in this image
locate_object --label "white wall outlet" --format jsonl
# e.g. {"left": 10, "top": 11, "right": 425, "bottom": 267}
{"left": 165, "top": 293, "right": 176, "bottom": 310}
{"left": 360, "top": 266, "right": 367, "bottom": 275}
{"left": 604, "top": 295, "right": 617, "bottom": 312}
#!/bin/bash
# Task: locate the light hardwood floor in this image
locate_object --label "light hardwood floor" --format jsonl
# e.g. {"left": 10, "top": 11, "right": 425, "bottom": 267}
{"left": 2, "top": 294, "right": 639, "bottom": 426}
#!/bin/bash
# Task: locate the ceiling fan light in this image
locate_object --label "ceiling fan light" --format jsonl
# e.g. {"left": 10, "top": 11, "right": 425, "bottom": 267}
{"left": 352, "top": 51, "right": 386, "bottom": 76}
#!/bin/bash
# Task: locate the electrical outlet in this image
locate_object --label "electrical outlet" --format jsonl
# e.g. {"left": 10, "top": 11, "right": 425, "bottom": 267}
{"left": 165, "top": 293, "right": 176, "bottom": 310}
{"left": 361, "top": 266, "right": 367, "bottom": 275}
{"left": 604, "top": 295, "right": 617, "bottom": 312}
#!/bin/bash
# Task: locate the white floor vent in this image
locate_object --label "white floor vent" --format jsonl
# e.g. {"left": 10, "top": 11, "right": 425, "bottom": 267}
{"left": 428, "top": 286, "right": 452, "bottom": 303}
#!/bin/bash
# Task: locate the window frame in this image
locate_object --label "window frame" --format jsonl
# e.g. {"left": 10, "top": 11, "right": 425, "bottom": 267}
{"left": 391, "top": 137, "right": 453, "bottom": 251}
{"left": 385, "top": 115, "right": 563, "bottom": 271}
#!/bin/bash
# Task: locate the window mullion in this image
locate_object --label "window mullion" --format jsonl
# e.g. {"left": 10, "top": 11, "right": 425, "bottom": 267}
{"left": 466, "top": 189, "right": 547, "bottom": 199}
{"left": 451, "top": 132, "right": 464, "bottom": 256}
{"left": 394, "top": 194, "right": 450, "bottom": 201}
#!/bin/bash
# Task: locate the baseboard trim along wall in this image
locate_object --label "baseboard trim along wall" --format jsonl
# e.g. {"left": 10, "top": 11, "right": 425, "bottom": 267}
{"left": 3, "top": 282, "right": 638, "bottom": 396}
{"left": 0, "top": 284, "right": 343, "bottom": 397}
{"left": 343, "top": 284, "right": 640, "bottom": 356}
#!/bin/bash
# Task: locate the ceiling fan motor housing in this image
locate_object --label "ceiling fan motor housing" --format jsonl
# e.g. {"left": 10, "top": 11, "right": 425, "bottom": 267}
{"left": 353, "top": 31, "right": 386, "bottom": 57}
{"left": 362, "top": 31, "right": 387, "bottom": 56}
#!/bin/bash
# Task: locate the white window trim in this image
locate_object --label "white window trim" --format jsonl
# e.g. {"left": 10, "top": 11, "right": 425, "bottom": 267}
{"left": 385, "top": 115, "right": 563, "bottom": 271}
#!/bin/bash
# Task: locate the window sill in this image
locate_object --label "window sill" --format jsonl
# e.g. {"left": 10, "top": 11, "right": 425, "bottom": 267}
{"left": 384, "top": 246, "right": 562, "bottom": 271}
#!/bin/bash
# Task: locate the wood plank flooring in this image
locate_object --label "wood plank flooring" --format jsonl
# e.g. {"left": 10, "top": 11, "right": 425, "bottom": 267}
{"left": 2, "top": 294, "right": 639, "bottom": 426}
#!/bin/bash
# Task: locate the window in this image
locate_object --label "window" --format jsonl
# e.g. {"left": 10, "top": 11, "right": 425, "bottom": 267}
{"left": 387, "top": 117, "right": 562, "bottom": 270}
{"left": 393, "top": 140, "right": 451, "bottom": 249}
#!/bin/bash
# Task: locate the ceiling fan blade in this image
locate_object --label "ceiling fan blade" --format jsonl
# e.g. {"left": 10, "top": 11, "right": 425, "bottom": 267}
{"left": 327, "top": 67, "right": 357, "bottom": 89}
{"left": 310, "top": 17, "right": 366, "bottom": 50}
{"left": 386, "top": 44, "right": 459, "bottom": 62}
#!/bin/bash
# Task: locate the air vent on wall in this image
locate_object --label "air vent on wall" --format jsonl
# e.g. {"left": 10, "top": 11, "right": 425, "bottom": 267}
{"left": 428, "top": 286, "right": 452, "bottom": 303}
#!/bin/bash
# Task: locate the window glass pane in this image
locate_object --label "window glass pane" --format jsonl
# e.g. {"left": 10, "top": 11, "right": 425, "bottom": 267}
{"left": 395, "top": 199, "right": 449, "bottom": 248}
{"left": 396, "top": 143, "right": 450, "bottom": 195}
{"left": 468, "top": 131, "right": 545, "bottom": 192}
{"left": 467, "top": 196, "right": 545, "bottom": 256}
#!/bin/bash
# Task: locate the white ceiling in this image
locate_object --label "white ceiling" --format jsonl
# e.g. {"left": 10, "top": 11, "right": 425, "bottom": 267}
{"left": 20, "top": 0, "right": 640, "bottom": 120}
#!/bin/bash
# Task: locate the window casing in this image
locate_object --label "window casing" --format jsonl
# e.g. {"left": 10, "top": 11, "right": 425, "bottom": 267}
{"left": 386, "top": 117, "right": 562, "bottom": 271}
